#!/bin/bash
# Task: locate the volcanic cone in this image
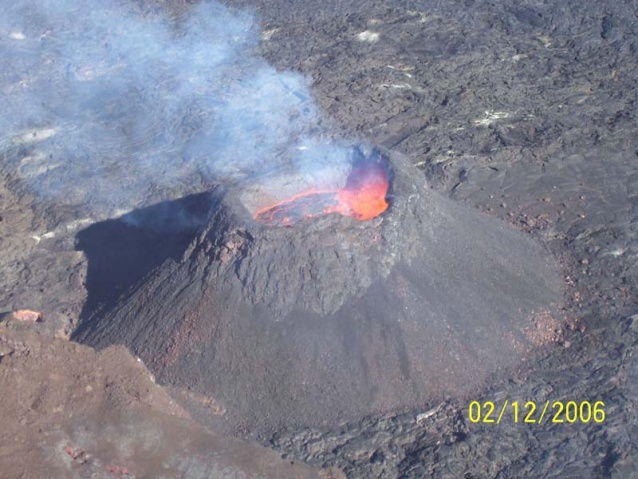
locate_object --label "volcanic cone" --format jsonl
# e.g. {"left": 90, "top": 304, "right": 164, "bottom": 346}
{"left": 74, "top": 146, "right": 564, "bottom": 433}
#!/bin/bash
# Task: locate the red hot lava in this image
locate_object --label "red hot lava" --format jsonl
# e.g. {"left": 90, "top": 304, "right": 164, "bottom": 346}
{"left": 254, "top": 161, "right": 390, "bottom": 226}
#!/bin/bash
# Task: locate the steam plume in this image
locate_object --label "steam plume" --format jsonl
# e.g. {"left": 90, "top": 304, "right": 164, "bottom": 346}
{"left": 0, "top": 0, "right": 351, "bottom": 220}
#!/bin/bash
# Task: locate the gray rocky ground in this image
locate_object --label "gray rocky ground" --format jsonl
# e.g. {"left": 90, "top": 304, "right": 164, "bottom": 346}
{"left": 1, "top": 0, "right": 637, "bottom": 477}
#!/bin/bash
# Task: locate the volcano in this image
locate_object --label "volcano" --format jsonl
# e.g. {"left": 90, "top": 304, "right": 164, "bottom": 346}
{"left": 74, "top": 146, "right": 564, "bottom": 433}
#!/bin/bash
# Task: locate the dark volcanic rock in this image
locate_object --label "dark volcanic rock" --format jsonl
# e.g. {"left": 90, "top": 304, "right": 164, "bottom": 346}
{"left": 74, "top": 146, "right": 564, "bottom": 433}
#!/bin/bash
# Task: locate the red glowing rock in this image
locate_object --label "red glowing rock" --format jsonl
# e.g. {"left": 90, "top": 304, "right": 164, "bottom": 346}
{"left": 254, "top": 161, "right": 389, "bottom": 225}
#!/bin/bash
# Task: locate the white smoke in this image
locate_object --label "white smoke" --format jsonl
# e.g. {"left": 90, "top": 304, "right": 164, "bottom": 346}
{"left": 0, "top": 0, "right": 352, "bottom": 218}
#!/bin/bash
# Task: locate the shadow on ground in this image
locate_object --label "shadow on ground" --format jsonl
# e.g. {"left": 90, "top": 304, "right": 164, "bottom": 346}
{"left": 73, "top": 192, "right": 213, "bottom": 337}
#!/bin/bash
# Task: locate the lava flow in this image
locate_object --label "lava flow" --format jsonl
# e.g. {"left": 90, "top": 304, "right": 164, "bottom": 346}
{"left": 254, "top": 161, "right": 390, "bottom": 226}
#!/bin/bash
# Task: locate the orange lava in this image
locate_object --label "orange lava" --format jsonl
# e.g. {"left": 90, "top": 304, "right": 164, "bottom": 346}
{"left": 254, "top": 162, "right": 389, "bottom": 225}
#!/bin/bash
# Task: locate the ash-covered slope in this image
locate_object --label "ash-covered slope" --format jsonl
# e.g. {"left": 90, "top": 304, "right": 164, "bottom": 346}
{"left": 0, "top": 321, "right": 336, "bottom": 479}
{"left": 74, "top": 147, "right": 564, "bottom": 433}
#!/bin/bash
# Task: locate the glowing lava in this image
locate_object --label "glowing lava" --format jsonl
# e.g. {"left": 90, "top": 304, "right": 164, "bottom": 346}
{"left": 254, "top": 161, "right": 390, "bottom": 225}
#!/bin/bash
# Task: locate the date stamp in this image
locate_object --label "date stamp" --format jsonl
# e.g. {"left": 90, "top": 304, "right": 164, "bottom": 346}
{"left": 467, "top": 400, "right": 606, "bottom": 424}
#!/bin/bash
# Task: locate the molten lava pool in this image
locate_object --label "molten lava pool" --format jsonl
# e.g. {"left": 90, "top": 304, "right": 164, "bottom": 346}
{"left": 254, "top": 160, "right": 390, "bottom": 226}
